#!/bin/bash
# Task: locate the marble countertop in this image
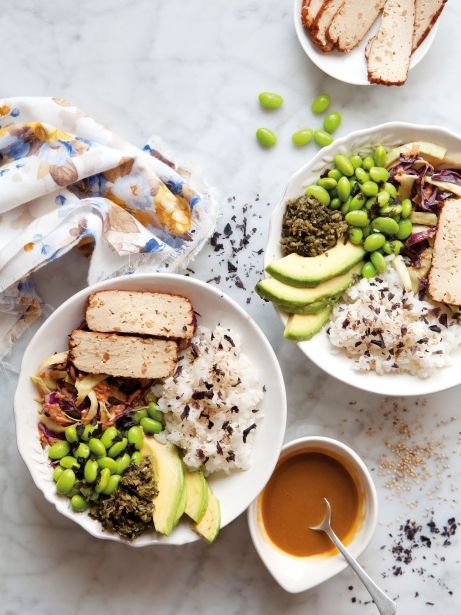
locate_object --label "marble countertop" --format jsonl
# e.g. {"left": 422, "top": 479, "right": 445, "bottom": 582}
{"left": 2, "top": 1, "right": 461, "bottom": 613}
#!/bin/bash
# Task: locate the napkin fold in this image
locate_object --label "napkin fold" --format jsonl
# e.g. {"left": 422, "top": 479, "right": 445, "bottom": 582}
{"left": 0, "top": 97, "right": 217, "bottom": 358}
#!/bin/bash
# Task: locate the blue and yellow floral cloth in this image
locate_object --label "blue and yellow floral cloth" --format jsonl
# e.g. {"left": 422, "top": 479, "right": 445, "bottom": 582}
{"left": 0, "top": 97, "right": 217, "bottom": 357}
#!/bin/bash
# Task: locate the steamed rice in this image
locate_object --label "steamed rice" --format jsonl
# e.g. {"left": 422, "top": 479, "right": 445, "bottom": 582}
{"left": 327, "top": 268, "right": 461, "bottom": 378}
{"left": 155, "top": 326, "right": 264, "bottom": 475}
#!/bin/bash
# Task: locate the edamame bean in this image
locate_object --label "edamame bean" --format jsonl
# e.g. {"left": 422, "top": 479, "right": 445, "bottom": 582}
{"left": 355, "top": 168, "right": 370, "bottom": 183}
{"left": 147, "top": 401, "right": 161, "bottom": 419}
{"left": 48, "top": 440, "right": 70, "bottom": 460}
{"left": 314, "top": 129, "right": 333, "bottom": 147}
{"left": 328, "top": 168, "right": 342, "bottom": 181}
{"left": 100, "top": 426, "right": 119, "bottom": 450}
{"left": 337, "top": 176, "right": 351, "bottom": 202}
{"left": 364, "top": 233, "right": 386, "bottom": 252}
{"left": 366, "top": 197, "right": 377, "bottom": 211}
{"left": 97, "top": 457, "right": 118, "bottom": 474}
{"left": 348, "top": 228, "right": 363, "bottom": 245}
{"left": 401, "top": 198, "right": 412, "bottom": 219}
{"left": 311, "top": 93, "right": 331, "bottom": 114}
{"left": 56, "top": 469, "right": 76, "bottom": 495}
{"left": 88, "top": 438, "right": 106, "bottom": 458}
{"left": 108, "top": 437, "right": 128, "bottom": 459}
{"left": 369, "top": 166, "right": 390, "bottom": 183}
{"left": 383, "top": 182, "right": 397, "bottom": 198}
{"left": 373, "top": 145, "right": 387, "bottom": 168}
{"left": 323, "top": 111, "right": 342, "bottom": 134}
{"left": 345, "top": 210, "right": 369, "bottom": 227}
{"left": 362, "top": 262, "right": 377, "bottom": 279}
{"left": 74, "top": 443, "right": 90, "bottom": 459}
{"left": 60, "top": 456, "right": 80, "bottom": 469}
{"left": 115, "top": 453, "right": 131, "bottom": 475}
{"left": 292, "top": 128, "right": 313, "bottom": 146}
{"left": 317, "top": 177, "right": 337, "bottom": 191}
{"left": 71, "top": 494, "right": 88, "bottom": 513}
{"left": 140, "top": 417, "right": 163, "bottom": 434}
{"left": 362, "top": 156, "right": 375, "bottom": 171}
{"left": 330, "top": 197, "right": 341, "bottom": 210}
{"left": 396, "top": 219, "right": 413, "bottom": 240}
{"left": 95, "top": 467, "right": 111, "bottom": 494}
{"left": 131, "top": 451, "right": 142, "bottom": 464}
{"left": 305, "top": 184, "right": 331, "bottom": 206}
{"left": 258, "top": 91, "right": 284, "bottom": 109}
{"left": 350, "top": 155, "right": 362, "bottom": 169}
{"left": 381, "top": 205, "right": 402, "bottom": 217}
{"left": 127, "top": 425, "right": 144, "bottom": 450}
{"left": 102, "top": 475, "right": 121, "bottom": 496}
{"left": 133, "top": 409, "right": 148, "bottom": 423}
{"left": 81, "top": 424, "right": 96, "bottom": 442}
{"left": 382, "top": 240, "right": 404, "bottom": 255}
{"left": 362, "top": 224, "right": 371, "bottom": 238}
{"left": 361, "top": 181, "right": 379, "bottom": 197}
{"left": 334, "top": 154, "right": 354, "bottom": 177}
{"left": 341, "top": 198, "right": 351, "bottom": 215}
{"left": 84, "top": 459, "right": 98, "bottom": 484}
{"left": 372, "top": 217, "right": 399, "bottom": 236}
{"left": 370, "top": 251, "right": 387, "bottom": 273}
{"left": 256, "top": 128, "right": 277, "bottom": 148}
{"left": 53, "top": 466, "right": 65, "bottom": 482}
{"left": 64, "top": 425, "right": 78, "bottom": 444}
{"left": 349, "top": 193, "right": 366, "bottom": 210}
{"left": 377, "top": 191, "right": 390, "bottom": 207}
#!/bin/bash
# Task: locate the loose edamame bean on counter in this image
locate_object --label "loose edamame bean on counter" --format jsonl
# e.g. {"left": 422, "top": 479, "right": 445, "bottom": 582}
{"left": 323, "top": 111, "right": 342, "bottom": 134}
{"left": 314, "top": 129, "right": 333, "bottom": 147}
{"left": 305, "top": 184, "right": 331, "bottom": 206}
{"left": 292, "top": 128, "right": 314, "bottom": 146}
{"left": 311, "top": 93, "right": 331, "bottom": 114}
{"left": 256, "top": 128, "right": 277, "bottom": 148}
{"left": 258, "top": 91, "right": 284, "bottom": 109}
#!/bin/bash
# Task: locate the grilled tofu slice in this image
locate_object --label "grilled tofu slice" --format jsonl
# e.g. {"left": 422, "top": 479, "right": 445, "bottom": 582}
{"left": 412, "top": 0, "right": 447, "bottom": 51}
{"left": 327, "top": 0, "right": 385, "bottom": 51}
{"left": 429, "top": 199, "right": 461, "bottom": 306}
{"left": 69, "top": 330, "right": 178, "bottom": 379}
{"left": 302, "top": 0, "right": 326, "bottom": 29}
{"left": 367, "top": 0, "right": 415, "bottom": 86}
{"left": 86, "top": 290, "right": 194, "bottom": 340}
{"left": 310, "top": 0, "right": 344, "bottom": 51}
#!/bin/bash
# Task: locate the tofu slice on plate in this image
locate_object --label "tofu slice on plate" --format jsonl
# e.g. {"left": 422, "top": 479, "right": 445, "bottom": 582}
{"left": 327, "top": 0, "right": 386, "bottom": 51}
{"left": 69, "top": 330, "right": 178, "bottom": 379}
{"left": 302, "top": 0, "right": 325, "bottom": 28}
{"left": 429, "top": 199, "right": 461, "bottom": 306}
{"left": 86, "top": 290, "right": 195, "bottom": 339}
{"left": 412, "top": 0, "right": 447, "bottom": 51}
{"left": 310, "top": 0, "right": 344, "bottom": 51}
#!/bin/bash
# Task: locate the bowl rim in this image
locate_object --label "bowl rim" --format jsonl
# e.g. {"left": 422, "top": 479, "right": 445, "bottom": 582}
{"left": 247, "top": 435, "right": 378, "bottom": 593}
{"left": 14, "top": 272, "right": 287, "bottom": 546}
{"left": 265, "top": 121, "right": 461, "bottom": 396}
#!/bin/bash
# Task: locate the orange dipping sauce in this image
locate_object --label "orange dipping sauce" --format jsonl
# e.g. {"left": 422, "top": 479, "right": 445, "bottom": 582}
{"left": 260, "top": 449, "right": 361, "bottom": 557}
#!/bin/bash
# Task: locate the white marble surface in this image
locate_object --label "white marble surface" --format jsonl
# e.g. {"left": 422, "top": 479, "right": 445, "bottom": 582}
{"left": 1, "top": 1, "right": 461, "bottom": 613}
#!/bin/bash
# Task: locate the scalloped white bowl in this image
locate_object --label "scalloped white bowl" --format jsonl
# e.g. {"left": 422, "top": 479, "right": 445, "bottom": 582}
{"left": 265, "top": 122, "right": 461, "bottom": 396}
{"left": 14, "top": 273, "right": 287, "bottom": 546}
{"left": 293, "top": 0, "right": 439, "bottom": 86}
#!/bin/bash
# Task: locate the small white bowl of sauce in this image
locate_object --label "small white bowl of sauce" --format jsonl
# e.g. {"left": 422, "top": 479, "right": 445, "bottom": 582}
{"left": 248, "top": 436, "right": 378, "bottom": 593}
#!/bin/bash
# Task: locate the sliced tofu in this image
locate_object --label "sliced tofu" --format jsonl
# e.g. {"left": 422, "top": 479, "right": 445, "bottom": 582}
{"left": 327, "top": 0, "right": 385, "bottom": 51}
{"left": 367, "top": 0, "right": 415, "bottom": 86}
{"left": 412, "top": 0, "right": 447, "bottom": 51}
{"left": 86, "top": 290, "right": 194, "bottom": 339}
{"left": 428, "top": 199, "right": 461, "bottom": 306}
{"left": 302, "top": 0, "right": 325, "bottom": 29}
{"left": 69, "top": 330, "right": 178, "bottom": 379}
{"left": 310, "top": 0, "right": 344, "bottom": 51}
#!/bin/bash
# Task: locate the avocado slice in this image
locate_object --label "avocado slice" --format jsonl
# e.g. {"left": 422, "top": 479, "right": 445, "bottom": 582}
{"left": 257, "top": 263, "right": 362, "bottom": 306}
{"left": 283, "top": 305, "right": 332, "bottom": 341}
{"left": 173, "top": 465, "right": 187, "bottom": 526}
{"left": 275, "top": 299, "right": 329, "bottom": 314}
{"left": 194, "top": 486, "right": 220, "bottom": 543}
{"left": 141, "top": 437, "right": 185, "bottom": 536}
{"left": 397, "top": 174, "right": 417, "bottom": 200}
{"left": 266, "top": 243, "right": 365, "bottom": 288}
{"left": 386, "top": 142, "right": 447, "bottom": 168}
{"left": 427, "top": 177, "right": 461, "bottom": 197}
{"left": 184, "top": 470, "right": 208, "bottom": 523}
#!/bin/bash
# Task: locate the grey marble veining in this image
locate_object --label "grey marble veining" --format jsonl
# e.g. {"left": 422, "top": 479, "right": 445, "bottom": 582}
{"left": 1, "top": 0, "right": 461, "bottom": 613}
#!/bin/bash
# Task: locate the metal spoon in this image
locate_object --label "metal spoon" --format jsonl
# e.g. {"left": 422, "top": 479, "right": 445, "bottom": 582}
{"left": 309, "top": 498, "right": 397, "bottom": 615}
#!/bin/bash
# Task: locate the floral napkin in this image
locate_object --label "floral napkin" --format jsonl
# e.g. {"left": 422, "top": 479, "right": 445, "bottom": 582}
{"left": 0, "top": 97, "right": 217, "bottom": 359}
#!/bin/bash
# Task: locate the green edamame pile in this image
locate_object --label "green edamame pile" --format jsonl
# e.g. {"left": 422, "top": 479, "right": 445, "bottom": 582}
{"left": 48, "top": 401, "right": 164, "bottom": 512}
{"left": 303, "top": 145, "right": 414, "bottom": 279}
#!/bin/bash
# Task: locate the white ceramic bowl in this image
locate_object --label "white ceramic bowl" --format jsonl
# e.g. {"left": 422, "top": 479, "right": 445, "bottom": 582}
{"left": 14, "top": 273, "right": 287, "bottom": 546}
{"left": 248, "top": 436, "right": 378, "bottom": 593}
{"left": 266, "top": 122, "right": 461, "bottom": 396}
{"left": 294, "top": 0, "right": 438, "bottom": 86}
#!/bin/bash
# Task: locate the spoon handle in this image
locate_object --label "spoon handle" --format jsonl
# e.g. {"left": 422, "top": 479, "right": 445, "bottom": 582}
{"left": 325, "top": 527, "right": 396, "bottom": 615}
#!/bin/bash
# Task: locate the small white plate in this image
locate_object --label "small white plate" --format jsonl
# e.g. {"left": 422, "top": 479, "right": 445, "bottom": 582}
{"left": 294, "top": 0, "right": 438, "bottom": 85}
{"left": 265, "top": 122, "right": 461, "bottom": 396}
{"left": 14, "top": 273, "right": 287, "bottom": 546}
{"left": 248, "top": 436, "right": 378, "bottom": 593}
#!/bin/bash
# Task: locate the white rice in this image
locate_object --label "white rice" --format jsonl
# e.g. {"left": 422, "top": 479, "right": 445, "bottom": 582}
{"left": 327, "top": 268, "right": 461, "bottom": 378}
{"left": 155, "top": 326, "right": 264, "bottom": 475}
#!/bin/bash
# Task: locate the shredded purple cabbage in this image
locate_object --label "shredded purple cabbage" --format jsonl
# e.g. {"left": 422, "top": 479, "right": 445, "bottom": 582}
{"left": 38, "top": 422, "right": 64, "bottom": 440}
{"left": 403, "top": 228, "right": 435, "bottom": 267}
{"left": 431, "top": 169, "right": 461, "bottom": 186}
{"left": 405, "top": 227, "right": 436, "bottom": 248}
